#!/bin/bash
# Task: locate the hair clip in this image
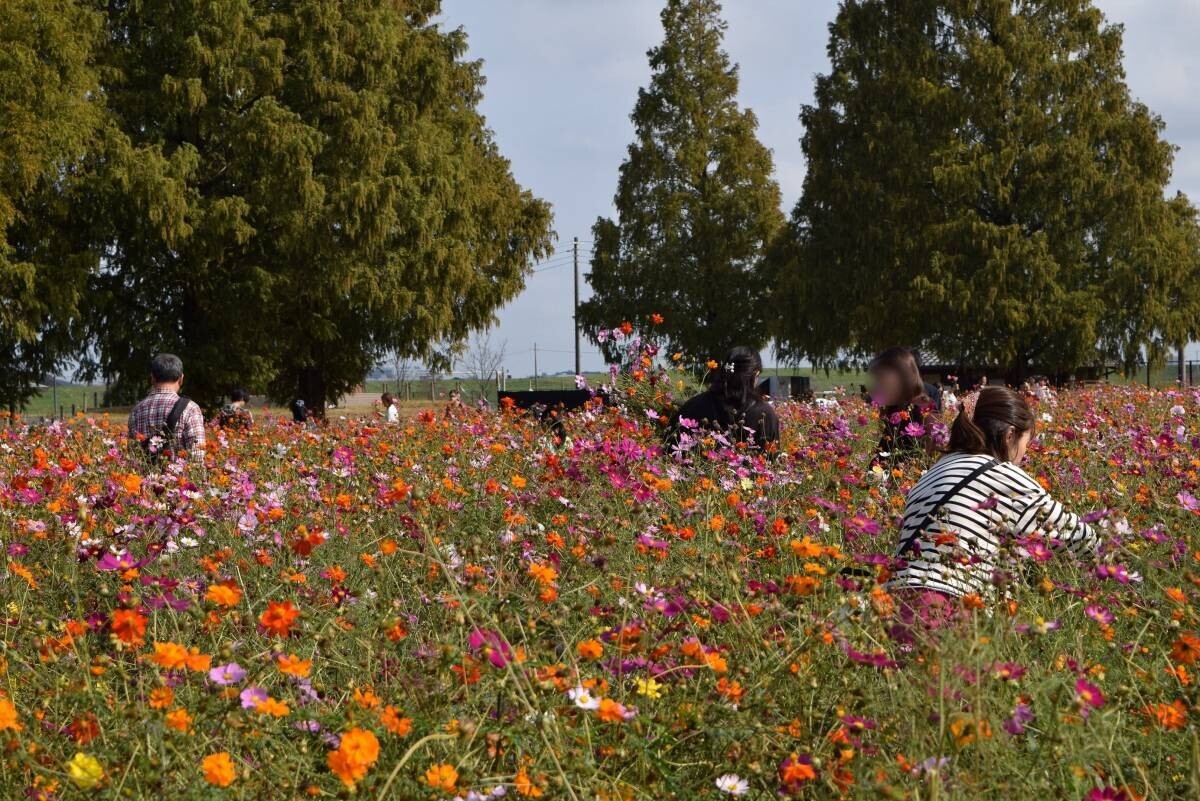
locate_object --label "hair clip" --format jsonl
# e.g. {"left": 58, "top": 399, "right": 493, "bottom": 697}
{"left": 960, "top": 392, "right": 979, "bottom": 422}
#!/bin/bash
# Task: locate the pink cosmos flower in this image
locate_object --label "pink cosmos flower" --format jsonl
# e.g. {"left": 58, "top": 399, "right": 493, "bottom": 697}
{"left": 1075, "top": 678, "right": 1105, "bottom": 716}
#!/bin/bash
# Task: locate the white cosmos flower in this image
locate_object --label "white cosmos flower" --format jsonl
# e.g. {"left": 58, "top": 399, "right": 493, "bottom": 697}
{"left": 715, "top": 774, "right": 749, "bottom": 795}
{"left": 568, "top": 685, "right": 600, "bottom": 710}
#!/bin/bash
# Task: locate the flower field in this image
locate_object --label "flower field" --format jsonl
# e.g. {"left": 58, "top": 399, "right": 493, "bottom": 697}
{"left": 2, "top": 374, "right": 1199, "bottom": 799}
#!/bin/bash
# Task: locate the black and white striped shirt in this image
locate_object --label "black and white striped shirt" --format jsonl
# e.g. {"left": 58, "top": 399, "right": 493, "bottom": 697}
{"left": 890, "top": 452, "right": 1100, "bottom": 597}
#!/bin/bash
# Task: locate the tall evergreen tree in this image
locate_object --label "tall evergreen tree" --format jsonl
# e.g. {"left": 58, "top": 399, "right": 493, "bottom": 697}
{"left": 770, "top": 0, "right": 1181, "bottom": 378}
{"left": 82, "top": 0, "right": 553, "bottom": 412}
{"left": 578, "top": 0, "right": 783, "bottom": 364}
{"left": 0, "top": 0, "right": 106, "bottom": 412}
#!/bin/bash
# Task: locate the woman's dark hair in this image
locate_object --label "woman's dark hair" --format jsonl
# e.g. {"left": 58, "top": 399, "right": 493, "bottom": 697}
{"left": 949, "top": 386, "right": 1035, "bottom": 459}
{"left": 707, "top": 346, "right": 763, "bottom": 414}
{"left": 381, "top": 392, "right": 395, "bottom": 406}
{"left": 230, "top": 388, "right": 250, "bottom": 403}
{"left": 868, "top": 347, "right": 926, "bottom": 408}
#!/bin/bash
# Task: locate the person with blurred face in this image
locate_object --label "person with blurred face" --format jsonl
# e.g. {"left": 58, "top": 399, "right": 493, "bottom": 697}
{"left": 868, "top": 347, "right": 940, "bottom": 462}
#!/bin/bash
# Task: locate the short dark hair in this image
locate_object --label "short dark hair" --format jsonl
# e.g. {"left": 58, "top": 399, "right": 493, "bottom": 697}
{"left": 230, "top": 388, "right": 250, "bottom": 403}
{"left": 150, "top": 353, "right": 184, "bottom": 383}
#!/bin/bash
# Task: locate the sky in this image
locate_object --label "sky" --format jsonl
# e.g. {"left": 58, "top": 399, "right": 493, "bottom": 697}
{"left": 437, "top": 0, "right": 1200, "bottom": 376}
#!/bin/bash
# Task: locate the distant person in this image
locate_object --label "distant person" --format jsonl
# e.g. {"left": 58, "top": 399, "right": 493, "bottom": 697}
{"left": 216, "top": 388, "right": 253, "bottom": 430}
{"left": 887, "top": 386, "right": 1101, "bottom": 646}
{"left": 1035, "top": 378, "right": 1056, "bottom": 405}
{"left": 667, "top": 347, "right": 780, "bottom": 452}
{"left": 290, "top": 398, "right": 308, "bottom": 424}
{"left": 381, "top": 392, "right": 399, "bottom": 423}
{"left": 128, "top": 353, "right": 205, "bottom": 460}
{"left": 869, "top": 347, "right": 940, "bottom": 460}
{"left": 445, "top": 387, "right": 466, "bottom": 418}
{"left": 941, "top": 384, "right": 959, "bottom": 414}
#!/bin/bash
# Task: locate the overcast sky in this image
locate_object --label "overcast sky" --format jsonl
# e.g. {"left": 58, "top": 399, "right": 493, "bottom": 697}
{"left": 437, "top": 0, "right": 1200, "bottom": 375}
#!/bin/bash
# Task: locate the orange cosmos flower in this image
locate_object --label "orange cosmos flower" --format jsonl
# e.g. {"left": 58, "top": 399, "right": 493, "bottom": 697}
{"left": 205, "top": 583, "right": 243, "bottom": 607}
{"left": 596, "top": 698, "right": 631, "bottom": 723}
{"left": 328, "top": 728, "right": 381, "bottom": 789}
{"left": 110, "top": 609, "right": 147, "bottom": 646}
{"left": 515, "top": 767, "right": 545, "bottom": 797}
{"left": 0, "top": 697, "right": 22, "bottom": 731}
{"left": 424, "top": 763, "right": 459, "bottom": 792}
{"left": 379, "top": 705, "right": 413, "bottom": 737}
{"left": 1142, "top": 700, "right": 1187, "bottom": 730}
{"left": 149, "top": 687, "right": 174, "bottom": 710}
{"left": 277, "top": 654, "right": 312, "bottom": 678}
{"left": 150, "top": 642, "right": 190, "bottom": 670}
{"left": 164, "top": 708, "right": 192, "bottom": 733}
{"left": 259, "top": 600, "right": 300, "bottom": 637}
{"left": 256, "top": 698, "right": 290, "bottom": 718}
{"left": 1171, "top": 632, "right": 1200, "bottom": 666}
{"left": 352, "top": 687, "right": 381, "bottom": 709}
{"left": 202, "top": 752, "right": 237, "bottom": 787}
{"left": 577, "top": 640, "right": 604, "bottom": 660}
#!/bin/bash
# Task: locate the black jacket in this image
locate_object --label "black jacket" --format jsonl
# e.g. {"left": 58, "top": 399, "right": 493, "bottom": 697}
{"left": 667, "top": 391, "right": 780, "bottom": 450}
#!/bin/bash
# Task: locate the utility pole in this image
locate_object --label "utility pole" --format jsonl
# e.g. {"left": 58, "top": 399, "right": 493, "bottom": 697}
{"left": 533, "top": 343, "right": 538, "bottom": 390}
{"left": 573, "top": 236, "right": 581, "bottom": 376}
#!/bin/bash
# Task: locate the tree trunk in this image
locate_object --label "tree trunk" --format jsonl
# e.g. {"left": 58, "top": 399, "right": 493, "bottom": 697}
{"left": 299, "top": 367, "right": 326, "bottom": 421}
{"left": 1178, "top": 344, "right": 1186, "bottom": 385}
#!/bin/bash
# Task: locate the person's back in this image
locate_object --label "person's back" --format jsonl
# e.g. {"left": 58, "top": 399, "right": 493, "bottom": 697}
{"left": 668, "top": 347, "right": 780, "bottom": 452}
{"left": 216, "top": 388, "right": 253, "bottom": 431}
{"left": 891, "top": 387, "right": 1099, "bottom": 599}
{"left": 128, "top": 353, "right": 206, "bottom": 459}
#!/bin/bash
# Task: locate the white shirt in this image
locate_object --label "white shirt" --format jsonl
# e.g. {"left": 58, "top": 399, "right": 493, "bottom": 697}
{"left": 891, "top": 452, "right": 1100, "bottom": 597}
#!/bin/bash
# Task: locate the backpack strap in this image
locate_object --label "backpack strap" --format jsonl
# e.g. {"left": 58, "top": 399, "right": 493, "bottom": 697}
{"left": 896, "top": 457, "right": 1000, "bottom": 558}
{"left": 162, "top": 396, "right": 192, "bottom": 441}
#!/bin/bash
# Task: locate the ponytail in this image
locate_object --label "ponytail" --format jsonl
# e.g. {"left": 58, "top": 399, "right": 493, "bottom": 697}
{"left": 949, "top": 386, "right": 1035, "bottom": 460}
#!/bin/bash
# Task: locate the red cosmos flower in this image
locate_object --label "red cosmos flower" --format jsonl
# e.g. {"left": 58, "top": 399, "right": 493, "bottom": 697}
{"left": 110, "top": 608, "right": 147, "bottom": 646}
{"left": 1171, "top": 632, "right": 1200, "bottom": 666}
{"left": 259, "top": 600, "right": 300, "bottom": 637}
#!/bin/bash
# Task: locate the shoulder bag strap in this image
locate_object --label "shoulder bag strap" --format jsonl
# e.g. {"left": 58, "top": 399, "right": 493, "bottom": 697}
{"left": 163, "top": 396, "right": 192, "bottom": 440}
{"left": 896, "top": 457, "right": 1000, "bottom": 557}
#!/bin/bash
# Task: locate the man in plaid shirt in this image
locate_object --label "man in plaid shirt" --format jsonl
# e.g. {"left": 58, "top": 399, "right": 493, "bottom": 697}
{"left": 128, "top": 353, "right": 206, "bottom": 457}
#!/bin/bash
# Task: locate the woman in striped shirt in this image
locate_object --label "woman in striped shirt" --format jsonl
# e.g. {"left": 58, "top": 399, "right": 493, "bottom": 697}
{"left": 888, "top": 386, "right": 1101, "bottom": 642}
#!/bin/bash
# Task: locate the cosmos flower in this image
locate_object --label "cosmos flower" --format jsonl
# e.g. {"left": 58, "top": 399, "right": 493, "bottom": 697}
{"left": 715, "top": 774, "right": 749, "bottom": 795}
{"left": 568, "top": 685, "right": 600, "bottom": 710}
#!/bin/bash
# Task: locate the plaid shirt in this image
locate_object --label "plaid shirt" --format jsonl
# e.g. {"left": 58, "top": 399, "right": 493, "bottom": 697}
{"left": 128, "top": 387, "right": 206, "bottom": 454}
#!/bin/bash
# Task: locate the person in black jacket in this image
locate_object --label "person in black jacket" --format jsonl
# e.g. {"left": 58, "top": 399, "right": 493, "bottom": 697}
{"left": 667, "top": 347, "right": 780, "bottom": 452}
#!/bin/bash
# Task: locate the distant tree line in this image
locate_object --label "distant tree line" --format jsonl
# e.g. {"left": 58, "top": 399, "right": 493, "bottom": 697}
{"left": 0, "top": 0, "right": 553, "bottom": 414}
{"left": 580, "top": 0, "right": 1200, "bottom": 381}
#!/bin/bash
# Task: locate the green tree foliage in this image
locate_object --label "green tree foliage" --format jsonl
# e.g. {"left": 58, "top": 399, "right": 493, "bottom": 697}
{"left": 579, "top": 0, "right": 783, "bottom": 364}
{"left": 770, "top": 0, "right": 1182, "bottom": 378}
{"left": 81, "top": 0, "right": 552, "bottom": 412}
{"left": 0, "top": 0, "right": 106, "bottom": 411}
{"left": 1155, "top": 193, "right": 1200, "bottom": 365}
